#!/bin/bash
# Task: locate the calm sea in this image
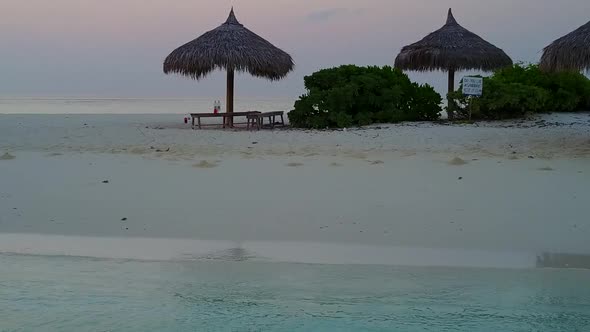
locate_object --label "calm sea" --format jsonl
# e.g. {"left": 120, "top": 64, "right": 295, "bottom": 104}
{"left": 0, "top": 97, "right": 295, "bottom": 114}
{"left": 1, "top": 253, "right": 589, "bottom": 332}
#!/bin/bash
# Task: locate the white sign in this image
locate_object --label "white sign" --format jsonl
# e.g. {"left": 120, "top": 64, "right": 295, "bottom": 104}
{"left": 462, "top": 76, "right": 483, "bottom": 96}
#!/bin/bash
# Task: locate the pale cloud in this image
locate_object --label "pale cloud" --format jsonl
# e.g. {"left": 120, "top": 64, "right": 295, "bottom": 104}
{"left": 306, "top": 8, "right": 365, "bottom": 22}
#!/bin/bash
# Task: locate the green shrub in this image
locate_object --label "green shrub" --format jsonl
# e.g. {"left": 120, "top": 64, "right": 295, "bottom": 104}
{"left": 289, "top": 65, "right": 442, "bottom": 128}
{"left": 449, "top": 64, "right": 590, "bottom": 120}
{"left": 449, "top": 78, "right": 549, "bottom": 119}
{"left": 494, "top": 64, "right": 590, "bottom": 112}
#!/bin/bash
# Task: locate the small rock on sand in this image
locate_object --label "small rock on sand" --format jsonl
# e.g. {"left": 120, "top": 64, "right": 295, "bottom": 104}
{"left": 369, "top": 160, "right": 384, "bottom": 165}
{"left": 448, "top": 157, "right": 468, "bottom": 166}
{"left": 121, "top": 218, "right": 128, "bottom": 221}
{"left": 193, "top": 160, "right": 219, "bottom": 169}
{"left": 102, "top": 180, "right": 110, "bottom": 184}
{"left": 0, "top": 152, "right": 16, "bottom": 160}
{"left": 286, "top": 162, "right": 304, "bottom": 167}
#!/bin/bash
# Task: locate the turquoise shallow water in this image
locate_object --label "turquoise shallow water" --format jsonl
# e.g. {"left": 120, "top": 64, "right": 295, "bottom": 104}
{"left": 1, "top": 254, "right": 589, "bottom": 331}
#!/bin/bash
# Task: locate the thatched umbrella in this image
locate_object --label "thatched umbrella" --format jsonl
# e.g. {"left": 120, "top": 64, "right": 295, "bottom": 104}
{"left": 394, "top": 9, "right": 513, "bottom": 119}
{"left": 540, "top": 20, "right": 590, "bottom": 72}
{"left": 164, "top": 8, "right": 294, "bottom": 124}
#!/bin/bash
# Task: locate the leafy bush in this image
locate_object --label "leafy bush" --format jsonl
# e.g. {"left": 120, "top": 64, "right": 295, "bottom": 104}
{"left": 289, "top": 65, "right": 442, "bottom": 128}
{"left": 449, "top": 78, "right": 549, "bottom": 119}
{"left": 449, "top": 64, "right": 590, "bottom": 120}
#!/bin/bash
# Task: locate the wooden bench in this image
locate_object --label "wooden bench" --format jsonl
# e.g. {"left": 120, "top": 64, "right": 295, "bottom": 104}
{"left": 246, "top": 111, "right": 286, "bottom": 130}
{"left": 190, "top": 112, "right": 260, "bottom": 129}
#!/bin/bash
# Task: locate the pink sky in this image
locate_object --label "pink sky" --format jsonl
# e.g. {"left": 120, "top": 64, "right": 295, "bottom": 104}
{"left": 1, "top": 0, "right": 589, "bottom": 97}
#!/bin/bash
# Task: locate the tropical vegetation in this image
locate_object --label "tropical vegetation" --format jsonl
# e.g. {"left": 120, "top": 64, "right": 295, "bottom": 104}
{"left": 448, "top": 64, "right": 590, "bottom": 120}
{"left": 289, "top": 65, "right": 442, "bottom": 129}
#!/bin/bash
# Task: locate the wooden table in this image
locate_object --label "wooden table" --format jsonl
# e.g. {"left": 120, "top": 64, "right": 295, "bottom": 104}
{"left": 190, "top": 112, "right": 260, "bottom": 129}
{"left": 246, "top": 111, "right": 286, "bottom": 130}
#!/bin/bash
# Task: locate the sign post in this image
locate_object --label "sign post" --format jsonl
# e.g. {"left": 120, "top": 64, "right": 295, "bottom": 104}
{"left": 462, "top": 76, "right": 483, "bottom": 121}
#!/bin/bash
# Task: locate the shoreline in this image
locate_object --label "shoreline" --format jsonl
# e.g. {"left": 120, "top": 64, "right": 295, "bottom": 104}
{"left": 2, "top": 233, "right": 589, "bottom": 270}
{"left": 0, "top": 233, "right": 539, "bottom": 269}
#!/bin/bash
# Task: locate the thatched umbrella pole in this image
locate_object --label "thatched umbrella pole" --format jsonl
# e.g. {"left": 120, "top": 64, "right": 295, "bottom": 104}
{"left": 163, "top": 8, "right": 294, "bottom": 128}
{"left": 394, "top": 9, "right": 512, "bottom": 120}
{"left": 448, "top": 69, "right": 455, "bottom": 118}
{"left": 540, "top": 20, "right": 590, "bottom": 72}
{"left": 227, "top": 69, "right": 234, "bottom": 114}
{"left": 227, "top": 68, "right": 234, "bottom": 126}
{"left": 448, "top": 70, "right": 455, "bottom": 94}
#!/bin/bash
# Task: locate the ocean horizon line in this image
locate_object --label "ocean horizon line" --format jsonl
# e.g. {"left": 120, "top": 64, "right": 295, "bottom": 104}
{"left": 0, "top": 96, "right": 297, "bottom": 101}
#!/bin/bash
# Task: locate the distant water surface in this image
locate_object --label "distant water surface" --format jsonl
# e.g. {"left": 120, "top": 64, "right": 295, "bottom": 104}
{"left": 0, "top": 97, "right": 295, "bottom": 114}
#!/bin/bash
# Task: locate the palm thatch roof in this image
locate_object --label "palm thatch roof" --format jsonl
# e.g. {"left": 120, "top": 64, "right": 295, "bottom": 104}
{"left": 163, "top": 8, "right": 294, "bottom": 80}
{"left": 540, "top": 20, "right": 590, "bottom": 72}
{"left": 394, "top": 9, "right": 513, "bottom": 72}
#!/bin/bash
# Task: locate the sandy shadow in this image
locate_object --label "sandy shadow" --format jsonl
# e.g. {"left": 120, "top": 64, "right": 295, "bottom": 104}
{"left": 367, "top": 160, "right": 384, "bottom": 165}
{"left": 192, "top": 160, "right": 220, "bottom": 169}
{"left": 347, "top": 152, "right": 368, "bottom": 160}
{"left": 329, "top": 162, "right": 343, "bottom": 167}
{"left": 240, "top": 151, "right": 257, "bottom": 160}
{"left": 401, "top": 151, "right": 417, "bottom": 157}
{"left": 448, "top": 157, "right": 468, "bottom": 166}
{"left": 286, "top": 162, "right": 304, "bottom": 167}
{"left": 538, "top": 166, "right": 555, "bottom": 171}
{"left": 0, "top": 152, "right": 16, "bottom": 160}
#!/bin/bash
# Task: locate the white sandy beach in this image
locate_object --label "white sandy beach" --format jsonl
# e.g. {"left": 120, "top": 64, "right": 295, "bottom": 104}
{"left": 1, "top": 112, "right": 590, "bottom": 267}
